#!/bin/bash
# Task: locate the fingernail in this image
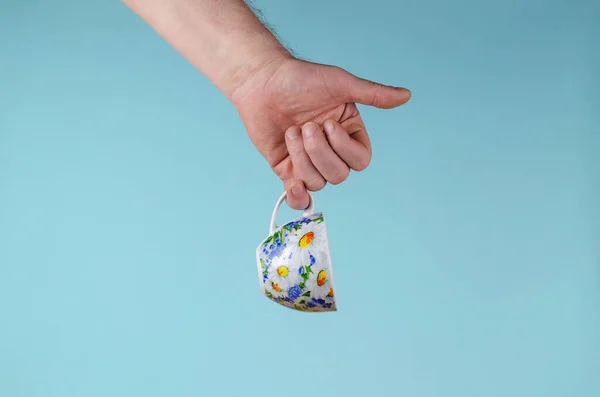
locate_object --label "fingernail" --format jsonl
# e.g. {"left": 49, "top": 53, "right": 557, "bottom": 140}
{"left": 287, "top": 128, "right": 300, "bottom": 140}
{"left": 291, "top": 184, "right": 303, "bottom": 196}
{"left": 324, "top": 120, "right": 335, "bottom": 136}
{"left": 303, "top": 123, "right": 316, "bottom": 138}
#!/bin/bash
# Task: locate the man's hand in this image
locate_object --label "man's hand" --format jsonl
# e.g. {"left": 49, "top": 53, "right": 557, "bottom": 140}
{"left": 231, "top": 57, "right": 411, "bottom": 209}
{"left": 122, "top": 0, "right": 410, "bottom": 209}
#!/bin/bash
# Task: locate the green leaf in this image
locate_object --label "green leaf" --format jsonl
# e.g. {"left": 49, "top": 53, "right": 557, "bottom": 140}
{"left": 302, "top": 291, "right": 311, "bottom": 297}
{"left": 299, "top": 282, "right": 305, "bottom": 289}
{"left": 299, "top": 300, "right": 306, "bottom": 304}
{"left": 306, "top": 266, "right": 313, "bottom": 274}
{"left": 260, "top": 259, "right": 266, "bottom": 270}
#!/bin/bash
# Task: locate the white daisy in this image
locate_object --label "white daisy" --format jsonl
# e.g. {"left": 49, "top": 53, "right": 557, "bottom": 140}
{"left": 264, "top": 280, "right": 285, "bottom": 298}
{"left": 304, "top": 258, "right": 335, "bottom": 301}
{"left": 265, "top": 255, "right": 302, "bottom": 297}
{"left": 285, "top": 219, "right": 328, "bottom": 267}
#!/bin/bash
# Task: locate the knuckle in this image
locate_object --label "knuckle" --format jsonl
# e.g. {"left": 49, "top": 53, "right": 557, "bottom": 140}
{"left": 306, "top": 176, "right": 327, "bottom": 191}
{"left": 370, "top": 82, "right": 383, "bottom": 107}
{"left": 354, "top": 155, "right": 371, "bottom": 171}
{"left": 329, "top": 168, "right": 350, "bottom": 185}
{"left": 305, "top": 143, "right": 325, "bottom": 157}
{"left": 288, "top": 142, "right": 305, "bottom": 155}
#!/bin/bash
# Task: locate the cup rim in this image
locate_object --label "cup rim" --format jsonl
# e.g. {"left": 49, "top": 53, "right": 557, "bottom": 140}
{"left": 256, "top": 211, "right": 325, "bottom": 249}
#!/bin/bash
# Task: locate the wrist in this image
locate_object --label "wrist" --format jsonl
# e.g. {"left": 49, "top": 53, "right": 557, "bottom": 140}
{"left": 226, "top": 46, "right": 293, "bottom": 105}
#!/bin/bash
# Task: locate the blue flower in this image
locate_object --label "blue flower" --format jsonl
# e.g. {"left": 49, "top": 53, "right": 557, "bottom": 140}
{"left": 312, "top": 298, "right": 326, "bottom": 305}
{"left": 306, "top": 301, "right": 317, "bottom": 308}
{"left": 309, "top": 253, "right": 316, "bottom": 266}
{"left": 268, "top": 244, "right": 284, "bottom": 259}
{"left": 288, "top": 285, "right": 302, "bottom": 300}
{"left": 291, "top": 220, "right": 305, "bottom": 229}
{"left": 322, "top": 303, "right": 333, "bottom": 309}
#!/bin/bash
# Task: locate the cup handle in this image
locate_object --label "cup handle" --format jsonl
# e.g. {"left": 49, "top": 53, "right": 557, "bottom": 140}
{"left": 269, "top": 191, "right": 315, "bottom": 234}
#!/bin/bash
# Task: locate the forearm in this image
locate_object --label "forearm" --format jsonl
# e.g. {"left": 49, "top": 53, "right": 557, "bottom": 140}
{"left": 122, "top": 0, "right": 292, "bottom": 99}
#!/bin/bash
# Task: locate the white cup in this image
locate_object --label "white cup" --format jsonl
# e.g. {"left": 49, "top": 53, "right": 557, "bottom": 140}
{"left": 256, "top": 191, "right": 337, "bottom": 312}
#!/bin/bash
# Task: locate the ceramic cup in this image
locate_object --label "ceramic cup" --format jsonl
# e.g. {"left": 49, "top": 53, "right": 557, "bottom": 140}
{"left": 256, "top": 191, "right": 337, "bottom": 312}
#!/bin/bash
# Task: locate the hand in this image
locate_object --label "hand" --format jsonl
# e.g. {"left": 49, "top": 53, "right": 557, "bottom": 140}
{"left": 231, "top": 57, "right": 411, "bottom": 210}
{"left": 122, "top": 1, "right": 410, "bottom": 210}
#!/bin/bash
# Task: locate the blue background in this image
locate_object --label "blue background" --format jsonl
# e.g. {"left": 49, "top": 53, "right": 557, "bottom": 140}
{"left": 1, "top": 0, "right": 598, "bottom": 396}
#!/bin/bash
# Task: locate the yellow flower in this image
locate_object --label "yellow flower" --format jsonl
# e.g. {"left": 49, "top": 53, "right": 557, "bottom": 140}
{"left": 286, "top": 220, "right": 327, "bottom": 266}
{"left": 266, "top": 255, "right": 302, "bottom": 297}
{"left": 305, "top": 259, "right": 335, "bottom": 300}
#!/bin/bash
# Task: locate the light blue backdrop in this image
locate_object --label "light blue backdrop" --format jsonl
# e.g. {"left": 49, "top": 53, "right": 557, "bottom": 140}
{"left": 1, "top": 1, "right": 598, "bottom": 396}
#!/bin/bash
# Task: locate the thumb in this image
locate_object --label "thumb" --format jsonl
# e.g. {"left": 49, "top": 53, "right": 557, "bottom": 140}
{"left": 336, "top": 69, "right": 411, "bottom": 109}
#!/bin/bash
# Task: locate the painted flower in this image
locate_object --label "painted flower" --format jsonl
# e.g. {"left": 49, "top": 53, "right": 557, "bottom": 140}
{"left": 304, "top": 259, "right": 335, "bottom": 300}
{"left": 305, "top": 301, "right": 317, "bottom": 309}
{"left": 285, "top": 218, "right": 327, "bottom": 266}
{"left": 284, "top": 217, "right": 313, "bottom": 232}
{"left": 264, "top": 279, "right": 285, "bottom": 298}
{"left": 265, "top": 255, "right": 302, "bottom": 297}
{"left": 262, "top": 236, "right": 286, "bottom": 260}
{"left": 287, "top": 285, "right": 302, "bottom": 301}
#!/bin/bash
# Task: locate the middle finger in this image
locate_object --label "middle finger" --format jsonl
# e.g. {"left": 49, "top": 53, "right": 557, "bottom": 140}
{"left": 302, "top": 122, "right": 350, "bottom": 185}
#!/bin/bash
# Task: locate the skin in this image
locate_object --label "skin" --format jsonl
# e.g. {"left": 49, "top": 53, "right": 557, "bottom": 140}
{"left": 122, "top": 0, "right": 411, "bottom": 209}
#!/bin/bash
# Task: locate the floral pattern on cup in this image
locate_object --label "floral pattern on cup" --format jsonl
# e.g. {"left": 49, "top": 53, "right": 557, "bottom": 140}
{"left": 256, "top": 212, "right": 336, "bottom": 312}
